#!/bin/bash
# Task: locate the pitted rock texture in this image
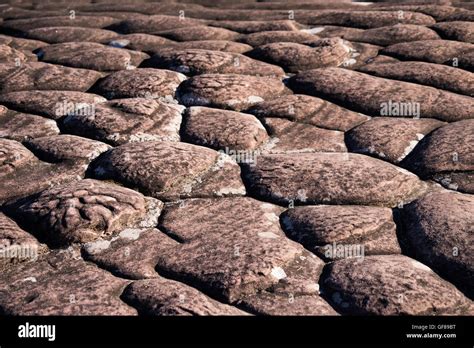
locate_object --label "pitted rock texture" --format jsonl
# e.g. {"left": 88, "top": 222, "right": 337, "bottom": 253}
{"left": 431, "top": 21, "right": 474, "bottom": 43}
{"left": 281, "top": 205, "right": 401, "bottom": 260}
{"left": 289, "top": 68, "right": 474, "bottom": 122}
{"left": 0, "top": 90, "right": 106, "bottom": 120}
{"left": 1, "top": 0, "right": 473, "bottom": 317}
{"left": 209, "top": 20, "right": 302, "bottom": 34}
{"left": 321, "top": 255, "right": 473, "bottom": 315}
{"left": 0, "top": 138, "right": 35, "bottom": 176}
{"left": 0, "top": 250, "right": 137, "bottom": 315}
{"left": 402, "top": 120, "right": 474, "bottom": 192}
{"left": 340, "top": 24, "right": 440, "bottom": 46}
{"left": 107, "top": 33, "right": 176, "bottom": 52}
{"left": 91, "top": 141, "right": 245, "bottom": 200}
{"left": 37, "top": 42, "right": 149, "bottom": 71}
{"left": 311, "top": 25, "right": 364, "bottom": 39}
{"left": 0, "top": 34, "right": 48, "bottom": 51}
{"left": 63, "top": 98, "right": 184, "bottom": 145}
{"left": 242, "top": 153, "right": 428, "bottom": 207}
{"left": 346, "top": 117, "right": 445, "bottom": 164}
{"left": 111, "top": 15, "right": 204, "bottom": 34}
{"left": 247, "top": 38, "right": 354, "bottom": 73}
{"left": 262, "top": 118, "right": 347, "bottom": 153}
{"left": 182, "top": 106, "right": 268, "bottom": 151}
{"left": 248, "top": 94, "right": 369, "bottom": 131}
{"left": 155, "top": 26, "right": 240, "bottom": 42}
{"left": 27, "top": 26, "right": 119, "bottom": 44}
{"left": 0, "top": 107, "right": 60, "bottom": 141}
{"left": 0, "top": 138, "right": 91, "bottom": 205}
{"left": 238, "top": 291, "right": 338, "bottom": 316}
{"left": 342, "top": 42, "right": 381, "bottom": 70}
{"left": 382, "top": 39, "right": 474, "bottom": 70}
{"left": 0, "top": 44, "right": 33, "bottom": 64}
{"left": 5, "top": 179, "right": 162, "bottom": 247}
{"left": 0, "top": 62, "right": 103, "bottom": 93}
{"left": 0, "top": 212, "right": 47, "bottom": 268}
{"left": 358, "top": 61, "right": 474, "bottom": 96}
{"left": 145, "top": 49, "right": 284, "bottom": 77}
{"left": 296, "top": 10, "right": 436, "bottom": 28}
{"left": 123, "top": 278, "right": 249, "bottom": 315}
{"left": 82, "top": 228, "right": 179, "bottom": 280}
{"left": 239, "top": 30, "right": 318, "bottom": 46}
{"left": 171, "top": 40, "right": 252, "bottom": 54}
{"left": 400, "top": 191, "right": 474, "bottom": 298}
{"left": 24, "top": 134, "right": 111, "bottom": 163}
{"left": 177, "top": 74, "right": 288, "bottom": 111}
{"left": 0, "top": 15, "right": 119, "bottom": 34}
{"left": 93, "top": 68, "right": 186, "bottom": 99}
{"left": 157, "top": 197, "right": 325, "bottom": 303}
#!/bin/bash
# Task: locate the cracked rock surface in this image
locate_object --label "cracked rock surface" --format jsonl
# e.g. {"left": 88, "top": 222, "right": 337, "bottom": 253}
{"left": 0, "top": 0, "right": 472, "bottom": 317}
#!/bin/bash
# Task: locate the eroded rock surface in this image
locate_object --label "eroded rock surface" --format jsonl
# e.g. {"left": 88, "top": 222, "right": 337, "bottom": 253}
{"left": 0, "top": 62, "right": 103, "bottom": 93}
{"left": 402, "top": 120, "right": 474, "bottom": 192}
{"left": 0, "top": 250, "right": 137, "bottom": 315}
{"left": 346, "top": 117, "right": 444, "bottom": 163}
{"left": 247, "top": 38, "right": 355, "bottom": 73}
{"left": 248, "top": 94, "right": 369, "bottom": 131}
{"left": 92, "top": 68, "right": 186, "bottom": 99}
{"left": 281, "top": 205, "right": 401, "bottom": 259}
{"left": 0, "top": 0, "right": 472, "bottom": 317}
{"left": 400, "top": 191, "right": 474, "bottom": 297}
{"left": 63, "top": 98, "right": 184, "bottom": 145}
{"left": 90, "top": 141, "right": 246, "bottom": 200}
{"left": 5, "top": 179, "right": 163, "bottom": 247}
{"left": 289, "top": 68, "right": 474, "bottom": 122}
{"left": 158, "top": 197, "right": 326, "bottom": 304}
{"left": 37, "top": 42, "right": 149, "bottom": 71}
{"left": 182, "top": 106, "right": 268, "bottom": 151}
{"left": 0, "top": 107, "right": 60, "bottom": 141}
{"left": 177, "top": 74, "right": 288, "bottom": 111}
{"left": 146, "top": 49, "right": 284, "bottom": 77}
{"left": 321, "top": 255, "right": 473, "bottom": 315}
{"left": 242, "top": 153, "right": 428, "bottom": 207}
{"left": 123, "top": 278, "right": 249, "bottom": 315}
{"left": 0, "top": 90, "right": 106, "bottom": 119}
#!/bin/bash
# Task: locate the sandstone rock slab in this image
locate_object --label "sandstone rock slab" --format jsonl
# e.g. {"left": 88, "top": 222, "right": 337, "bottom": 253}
{"left": 27, "top": 26, "right": 119, "bottom": 44}
{"left": 242, "top": 152, "right": 428, "bottom": 207}
{"left": 289, "top": 68, "right": 474, "bottom": 122}
{"left": 92, "top": 68, "right": 186, "bottom": 99}
{"left": 281, "top": 205, "right": 400, "bottom": 260}
{"left": 177, "top": 74, "right": 288, "bottom": 111}
{"left": 63, "top": 98, "right": 184, "bottom": 145}
{"left": 5, "top": 179, "right": 163, "bottom": 247}
{"left": 158, "top": 197, "right": 325, "bottom": 303}
{"left": 0, "top": 90, "right": 106, "bottom": 120}
{"left": 248, "top": 38, "right": 354, "bottom": 73}
{"left": 37, "top": 42, "right": 149, "bottom": 71}
{"left": 146, "top": 49, "right": 284, "bottom": 77}
{"left": 383, "top": 39, "right": 474, "bottom": 70}
{"left": 358, "top": 61, "right": 474, "bottom": 96}
{"left": 346, "top": 117, "right": 444, "bottom": 164}
{"left": 182, "top": 106, "right": 268, "bottom": 151}
{"left": 247, "top": 94, "right": 369, "bottom": 131}
{"left": 0, "top": 107, "right": 59, "bottom": 141}
{"left": 123, "top": 278, "right": 249, "bottom": 315}
{"left": 321, "top": 255, "right": 473, "bottom": 315}
{"left": 262, "top": 118, "right": 346, "bottom": 153}
{"left": 90, "top": 141, "right": 246, "bottom": 200}
{"left": 0, "top": 250, "right": 137, "bottom": 315}
{"left": 0, "top": 62, "right": 103, "bottom": 93}
{"left": 402, "top": 120, "right": 474, "bottom": 192}
{"left": 400, "top": 191, "right": 474, "bottom": 298}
